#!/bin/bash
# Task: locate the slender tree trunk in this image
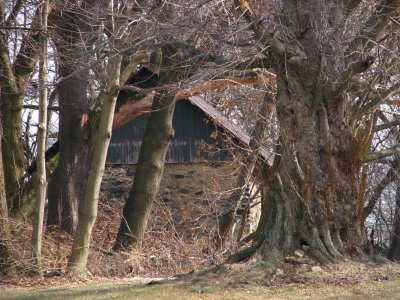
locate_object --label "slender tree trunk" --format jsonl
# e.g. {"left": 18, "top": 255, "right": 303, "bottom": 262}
{"left": 31, "top": 1, "right": 49, "bottom": 276}
{"left": 388, "top": 185, "right": 400, "bottom": 261}
{"left": 113, "top": 48, "right": 180, "bottom": 250}
{"left": 113, "top": 93, "right": 176, "bottom": 250}
{"left": 68, "top": 54, "right": 122, "bottom": 277}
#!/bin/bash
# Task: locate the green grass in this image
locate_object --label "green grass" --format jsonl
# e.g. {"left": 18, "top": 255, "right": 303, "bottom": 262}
{"left": 2, "top": 278, "right": 400, "bottom": 300}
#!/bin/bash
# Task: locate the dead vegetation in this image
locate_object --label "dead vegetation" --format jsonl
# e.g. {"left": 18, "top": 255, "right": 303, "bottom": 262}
{"left": 0, "top": 181, "right": 230, "bottom": 286}
{"left": 2, "top": 193, "right": 400, "bottom": 295}
{"left": 1, "top": 168, "right": 399, "bottom": 294}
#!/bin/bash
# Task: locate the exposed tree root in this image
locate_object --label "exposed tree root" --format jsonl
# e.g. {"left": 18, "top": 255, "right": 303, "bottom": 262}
{"left": 226, "top": 246, "right": 258, "bottom": 264}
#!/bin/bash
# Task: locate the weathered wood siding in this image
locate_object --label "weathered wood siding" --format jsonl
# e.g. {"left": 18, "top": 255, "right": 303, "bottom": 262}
{"left": 107, "top": 101, "right": 231, "bottom": 164}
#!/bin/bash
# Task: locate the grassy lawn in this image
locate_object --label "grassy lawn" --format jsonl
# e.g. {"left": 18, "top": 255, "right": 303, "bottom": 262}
{"left": 2, "top": 277, "right": 400, "bottom": 300}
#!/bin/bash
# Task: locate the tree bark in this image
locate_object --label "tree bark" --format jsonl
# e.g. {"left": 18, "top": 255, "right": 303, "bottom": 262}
{"left": 0, "top": 7, "right": 42, "bottom": 214}
{"left": 31, "top": 0, "right": 49, "bottom": 276}
{"left": 113, "top": 48, "right": 178, "bottom": 250}
{"left": 232, "top": 0, "right": 400, "bottom": 265}
{"left": 46, "top": 70, "right": 91, "bottom": 233}
{"left": 0, "top": 93, "right": 25, "bottom": 212}
{"left": 113, "top": 93, "right": 176, "bottom": 250}
{"left": 254, "top": 73, "right": 360, "bottom": 264}
{"left": 388, "top": 185, "right": 400, "bottom": 261}
{"left": 68, "top": 54, "right": 123, "bottom": 277}
{"left": 46, "top": 2, "right": 100, "bottom": 233}
{"left": 0, "top": 121, "right": 15, "bottom": 274}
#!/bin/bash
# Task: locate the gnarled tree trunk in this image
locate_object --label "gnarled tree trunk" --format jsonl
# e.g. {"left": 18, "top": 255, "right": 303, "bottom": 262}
{"left": 254, "top": 66, "right": 361, "bottom": 264}
{"left": 232, "top": 0, "right": 400, "bottom": 265}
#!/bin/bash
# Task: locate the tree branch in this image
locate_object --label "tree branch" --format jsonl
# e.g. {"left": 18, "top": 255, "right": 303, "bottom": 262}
{"left": 331, "top": 56, "right": 375, "bottom": 96}
{"left": 13, "top": 7, "right": 44, "bottom": 89}
{"left": 372, "top": 120, "right": 400, "bottom": 133}
{"left": 23, "top": 105, "right": 59, "bottom": 111}
{"left": 362, "top": 155, "right": 400, "bottom": 220}
{"left": 363, "top": 144, "right": 400, "bottom": 162}
{"left": 6, "top": 0, "right": 25, "bottom": 24}
{"left": 230, "top": 57, "right": 273, "bottom": 70}
{"left": 0, "top": 2, "right": 5, "bottom": 23}
{"left": 352, "top": 74, "right": 381, "bottom": 114}
{"left": 354, "top": 81, "right": 400, "bottom": 117}
{"left": 0, "top": 25, "right": 44, "bottom": 31}
{"left": 0, "top": 43, "right": 18, "bottom": 94}
{"left": 350, "top": 0, "right": 400, "bottom": 51}
{"left": 233, "top": 0, "right": 307, "bottom": 66}
{"left": 113, "top": 71, "right": 267, "bottom": 130}
{"left": 119, "top": 51, "right": 149, "bottom": 84}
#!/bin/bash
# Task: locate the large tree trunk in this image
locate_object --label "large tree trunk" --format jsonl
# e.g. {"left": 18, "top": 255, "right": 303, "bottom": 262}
{"left": 230, "top": 0, "right": 399, "bottom": 264}
{"left": 46, "top": 2, "right": 100, "bottom": 233}
{"left": 254, "top": 71, "right": 360, "bottom": 264}
{"left": 46, "top": 70, "right": 91, "bottom": 233}
{"left": 0, "top": 93, "right": 25, "bottom": 212}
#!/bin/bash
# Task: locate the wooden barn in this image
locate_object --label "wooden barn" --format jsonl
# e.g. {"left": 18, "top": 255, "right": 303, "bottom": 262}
{"left": 103, "top": 96, "right": 269, "bottom": 241}
{"left": 106, "top": 96, "right": 270, "bottom": 165}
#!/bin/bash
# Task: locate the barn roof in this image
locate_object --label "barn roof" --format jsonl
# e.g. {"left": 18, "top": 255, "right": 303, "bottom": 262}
{"left": 187, "top": 96, "right": 273, "bottom": 165}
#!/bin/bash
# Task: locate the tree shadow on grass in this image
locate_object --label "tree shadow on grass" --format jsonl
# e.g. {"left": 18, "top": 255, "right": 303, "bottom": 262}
{"left": 4, "top": 282, "right": 153, "bottom": 300}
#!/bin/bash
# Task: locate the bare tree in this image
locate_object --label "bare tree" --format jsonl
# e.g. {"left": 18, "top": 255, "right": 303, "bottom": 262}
{"left": 0, "top": 1, "right": 42, "bottom": 214}
{"left": 112, "top": 46, "right": 178, "bottom": 250}
{"left": 68, "top": 51, "right": 128, "bottom": 277}
{"left": 46, "top": 0, "right": 109, "bottom": 233}
{"left": 31, "top": 0, "right": 49, "bottom": 276}
{"left": 226, "top": 0, "right": 400, "bottom": 264}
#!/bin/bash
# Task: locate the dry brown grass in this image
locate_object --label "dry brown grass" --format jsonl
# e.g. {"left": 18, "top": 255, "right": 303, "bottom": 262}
{"left": 182, "top": 259, "right": 400, "bottom": 291}
{"left": 1, "top": 190, "right": 231, "bottom": 285}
